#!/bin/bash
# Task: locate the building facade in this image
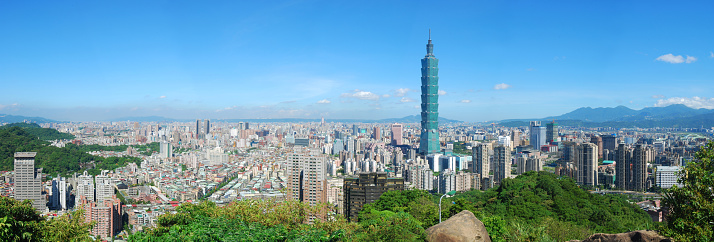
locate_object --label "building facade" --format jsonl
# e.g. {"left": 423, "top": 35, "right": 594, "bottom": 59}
{"left": 343, "top": 172, "right": 404, "bottom": 222}
{"left": 14, "top": 152, "right": 45, "bottom": 211}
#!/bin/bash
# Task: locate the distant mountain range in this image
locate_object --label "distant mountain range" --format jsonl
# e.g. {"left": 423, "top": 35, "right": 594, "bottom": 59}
{"left": 111, "top": 115, "right": 463, "bottom": 124}
{"left": 0, "top": 114, "right": 58, "bottom": 124}
{"left": 498, "top": 104, "right": 714, "bottom": 128}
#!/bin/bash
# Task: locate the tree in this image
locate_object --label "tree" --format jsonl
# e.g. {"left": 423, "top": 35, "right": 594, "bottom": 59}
{"left": 662, "top": 141, "right": 714, "bottom": 241}
{"left": 354, "top": 209, "right": 427, "bottom": 242}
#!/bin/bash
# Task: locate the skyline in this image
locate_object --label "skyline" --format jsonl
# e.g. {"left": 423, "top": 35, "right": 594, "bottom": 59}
{"left": 1, "top": 1, "right": 713, "bottom": 122}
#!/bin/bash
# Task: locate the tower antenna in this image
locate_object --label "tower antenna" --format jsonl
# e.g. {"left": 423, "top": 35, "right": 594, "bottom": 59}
{"left": 429, "top": 29, "right": 431, "bottom": 40}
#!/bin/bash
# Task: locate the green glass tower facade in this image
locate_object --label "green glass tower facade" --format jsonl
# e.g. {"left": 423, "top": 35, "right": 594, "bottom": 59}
{"left": 419, "top": 34, "right": 441, "bottom": 155}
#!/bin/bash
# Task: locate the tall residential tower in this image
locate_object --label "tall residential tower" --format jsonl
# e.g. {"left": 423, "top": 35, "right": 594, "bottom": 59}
{"left": 419, "top": 31, "right": 441, "bottom": 155}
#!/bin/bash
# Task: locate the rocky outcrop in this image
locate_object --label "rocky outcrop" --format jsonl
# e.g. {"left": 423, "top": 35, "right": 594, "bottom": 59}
{"left": 426, "top": 210, "right": 491, "bottom": 242}
{"left": 569, "top": 230, "right": 672, "bottom": 242}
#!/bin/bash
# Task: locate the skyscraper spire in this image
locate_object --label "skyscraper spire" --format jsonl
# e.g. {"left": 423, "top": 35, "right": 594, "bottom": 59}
{"left": 426, "top": 30, "right": 434, "bottom": 57}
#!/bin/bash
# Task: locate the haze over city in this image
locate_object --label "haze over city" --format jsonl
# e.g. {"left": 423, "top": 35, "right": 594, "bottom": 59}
{"left": 1, "top": 1, "right": 713, "bottom": 122}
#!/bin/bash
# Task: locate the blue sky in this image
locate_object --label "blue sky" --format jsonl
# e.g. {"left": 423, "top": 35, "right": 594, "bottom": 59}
{"left": 1, "top": 1, "right": 713, "bottom": 122}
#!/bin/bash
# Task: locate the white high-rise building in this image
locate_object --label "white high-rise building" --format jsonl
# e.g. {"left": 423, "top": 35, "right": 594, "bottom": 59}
{"left": 656, "top": 166, "right": 682, "bottom": 189}
{"left": 77, "top": 171, "right": 95, "bottom": 202}
{"left": 95, "top": 170, "right": 114, "bottom": 202}
{"left": 59, "top": 177, "right": 68, "bottom": 210}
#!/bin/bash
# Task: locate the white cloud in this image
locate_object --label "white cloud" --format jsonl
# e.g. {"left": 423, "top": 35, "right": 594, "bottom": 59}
{"left": 340, "top": 89, "right": 380, "bottom": 101}
{"left": 382, "top": 94, "right": 391, "bottom": 98}
{"left": 460, "top": 99, "right": 472, "bottom": 103}
{"left": 438, "top": 90, "right": 447, "bottom": 95}
{"left": 710, "top": 51, "right": 714, "bottom": 58}
{"left": 317, "top": 99, "right": 331, "bottom": 104}
{"left": 656, "top": 54, "right": 697, "bottom": 64}
{"left": 654, "top": 96, "right": 714, "bottom": 109}
{"left": 401, "top": 97, "right": 416, "bottom": 103}
{"left": 651, "top": 95, "right": 665, "bottom": 99}
{"left": 0, "top": 103, "right": 19, "bottom": 110}
{"left": 526, "top": 68, "right": 536, "bottom": 71}
{"left": 159, "top": 96, "right": 166, "bottom": 99}
{"left": 413, "top": 105, "right": 420, "bottom": 109}
{"left": 394, "top": 88, "right": 412, "bottom": 97}
{"left": 686, "top": 56, "right": 697, "bottom": 63}
{"left": 494, "top": 83, "right": 512, "bottom": 90}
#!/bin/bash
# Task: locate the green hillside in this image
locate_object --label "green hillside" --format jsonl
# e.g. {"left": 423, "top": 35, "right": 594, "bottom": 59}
{"left": 0, "top": 123, "right": 74, "bottom": 140}
{"left": 361, "top": 171, "right": 654, "bottom": 241}
{"left": 0, "top": 126, "right": 140, "bottom": 176}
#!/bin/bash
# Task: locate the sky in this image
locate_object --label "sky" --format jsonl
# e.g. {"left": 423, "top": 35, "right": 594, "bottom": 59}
{"left": 1, "top": 1, "right": 713, "bottom": 122}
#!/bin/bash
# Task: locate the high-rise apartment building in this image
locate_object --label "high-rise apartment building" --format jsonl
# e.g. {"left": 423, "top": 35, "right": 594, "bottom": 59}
{"left": 576, "top": 143, "right": 598, "bottom": 186}
{"left": 286, "top": 149, "right": 327, "bottom": 207}
{"left": 391, "top": 123, "right": 403, "bottom": 146}
{"left": 590, "top": 136, "right": 603, "bottom": 159}
{"left": 472, "top": 143, "right": 491, "bottom": 190}
{"left": 419, "top": 33, "right": 441, "bottom": 155}
{"left": 343, "top": 172, "right": 404, "bottom": 222}
{"left": 546, "top": 121, "right": 558, "bottom": 144}
{"left": 615, "top": 142, "right": 629, "bottom": 190}
{"left": 493, "top": 145, "right": 511, "bottom": 186}
{"left": 95, "top": 171, "right": 114, "bottom": 202}
{"left": 14, "top": 152, "right": 45, "bottom": 211}
{"left": 526, "top": 156, "right": 542, "bottom": 173}
{"left": 631, "top": 144, "right": 647, "bottom": 192}
{"left": 77, "top": 171, "right": 95, "bottom": 202}
{"left": 602, "top": 135, "right": 617, "bottom": 152}
{"left": 511, "top": 130, "right": 521, "bottom": 147}
{"left": 529, "top": 121, "right": 546, "bottom": 150}
{"left": 373, "top": 126, "right": 381, "bottom": 140}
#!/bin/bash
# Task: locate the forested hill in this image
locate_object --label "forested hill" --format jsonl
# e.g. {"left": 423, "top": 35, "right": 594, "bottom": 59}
{"left": 0, "top": 122, "right": 74, "bottom": 140}
{"left": 458, "top": 172, "right": 652, "bottom": 234}
{"left": 361, "top": 171, "right": 654, "bottom": 241}
{"left": 0, "top": 126, "right": 140, "bottom": 176}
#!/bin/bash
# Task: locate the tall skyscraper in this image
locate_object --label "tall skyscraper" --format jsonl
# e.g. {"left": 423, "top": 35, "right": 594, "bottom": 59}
{"left": 493, "top": 145, "right": 511, "bottom": 186}
{"left": 204, "top": 119, "right": 210, "bottom": 138}
{"left": 529, "top": 121, "right": 546, "bottom": 150}
{"left": 14, "top": 152, "right": 45, "bottom": 211}
{"left": 373, "top": 126, "right": 381, "bottom": 140}
{"left": 419, "top": 32, "right": 441, "bottom": 155}
{"left": 391, "top": 123, "right": 403, "bottom": 146}
{"left": 546, "top": 121, "right": 558, "bottom": 144}
{"left": 576, "top": 143, "right": 598, "bottom": 186}
{"left": 196, "top": 119, "right": 202, "bottom": 139}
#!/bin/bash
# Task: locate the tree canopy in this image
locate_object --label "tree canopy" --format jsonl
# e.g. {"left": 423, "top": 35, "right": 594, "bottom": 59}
{"left": 662, "top": 141, "right": 714, "bottom": 241}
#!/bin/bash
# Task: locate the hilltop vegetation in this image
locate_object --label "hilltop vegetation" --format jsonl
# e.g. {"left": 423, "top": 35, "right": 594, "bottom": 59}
{"left": 0, "top": 126, "right": 141, "bottom": 176}
{"left": 361, "top": 172, "right": 654, "bottom": 241}
{"left": 0, "top": 123, "right": 74, "bottom": 140}
{"left": 0, "top": 196, "right": 93, "bottom": 241}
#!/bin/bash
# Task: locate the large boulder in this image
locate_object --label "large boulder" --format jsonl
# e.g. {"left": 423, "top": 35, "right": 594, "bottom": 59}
{"left": 569, "top": 230, "right": 672, "bottom": 242}
{"left": 426, "top": 210, "right": 491, "bottom": 242}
